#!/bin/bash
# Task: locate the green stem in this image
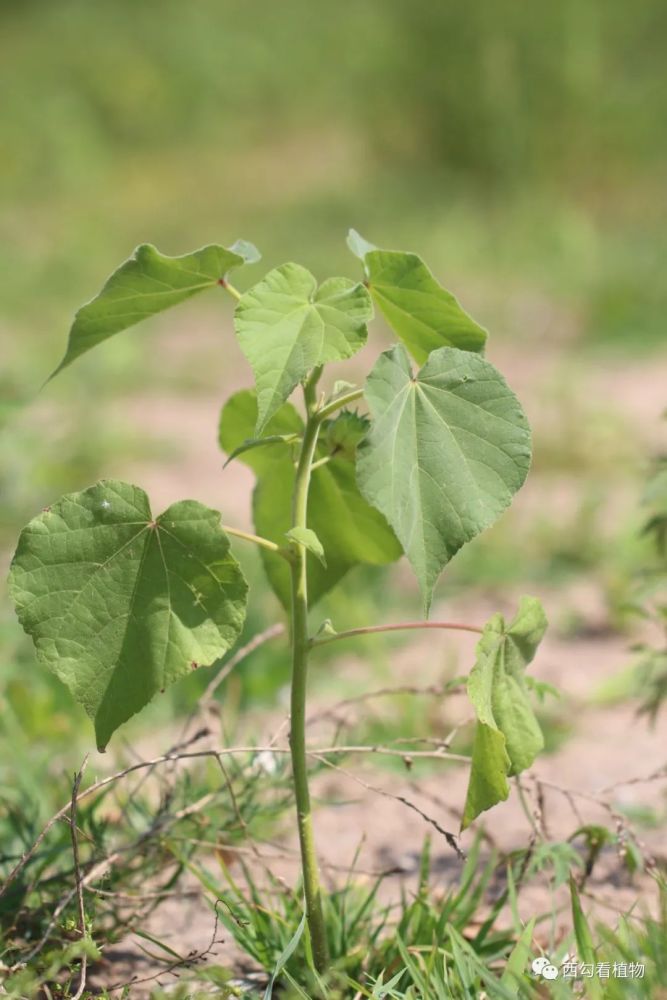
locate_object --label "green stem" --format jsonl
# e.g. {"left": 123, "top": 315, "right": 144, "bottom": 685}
{"left": 223, "top": 525, "right": 286, "bottom": 557}
{"left": 310, "top": 620, "right": 484, "bottom": 649}
{"left": 309, "top": 455, "right": 333, "bottom": 472}
{"left": 288, "top": 392, "right": 329, "bottom": 973}
{"left": 317, "top": 387, "right": 363, "bottom": 421}
{"left": 219, "top": 279, "right": 242, "bottom": 301}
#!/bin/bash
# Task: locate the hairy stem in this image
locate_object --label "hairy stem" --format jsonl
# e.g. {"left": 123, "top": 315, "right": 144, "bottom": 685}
{"left": 311, "top": 620, "right": 484, "bottom": 649}
{"left": 288, "top": 388, "right": 328, "bottom": 971}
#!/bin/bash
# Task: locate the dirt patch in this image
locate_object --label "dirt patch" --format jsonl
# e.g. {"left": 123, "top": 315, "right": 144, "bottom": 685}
{"left": 94, "top": 599, "right": 666, "bottom": 995}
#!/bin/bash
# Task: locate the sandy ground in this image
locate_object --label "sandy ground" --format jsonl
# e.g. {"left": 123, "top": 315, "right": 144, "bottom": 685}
{"left": 92, "top": 611, "right": 667, "bottom": 996}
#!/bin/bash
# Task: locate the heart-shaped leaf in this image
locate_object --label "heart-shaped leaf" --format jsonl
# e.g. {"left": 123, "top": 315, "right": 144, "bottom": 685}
{"left": 462, "top": 597, "right": 547, "bottom": 828}
{"left": 219, "top": 390, "right": 401, "bottom": 607}
{"left": 348, "top": 230, "right": 487, "bottom": 362}
{"left": 8, "top": 481, "right": 248, "bottom": 750}
{"left": 51, "top": 242, "right": 258, "bottom": 378}
{"left": 234, "top": 265, "right": 372, "bottom": 432}
{"left": 357, "top": 344, "right": 531, "bottom": 612}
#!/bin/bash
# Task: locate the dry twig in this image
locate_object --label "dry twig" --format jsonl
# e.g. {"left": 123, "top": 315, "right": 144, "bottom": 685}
{"left": 311, "top": 752, "right": 465, "bottom": 860}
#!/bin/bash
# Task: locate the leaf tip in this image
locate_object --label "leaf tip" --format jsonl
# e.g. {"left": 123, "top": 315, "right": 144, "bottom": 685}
{"left": 346, "top": 228, "right": 377, "bottom": 262}
{"left": 44, "top": 348, "right": 73, "bottom": 385}
{"left": 42, "top": 368, "right": 60, "bottom": 389}
{"left": 421, "top": 585, "right": 434, "bottom": 620}
{"left": 228, "top": 238, "right": 262, "bottom": 266}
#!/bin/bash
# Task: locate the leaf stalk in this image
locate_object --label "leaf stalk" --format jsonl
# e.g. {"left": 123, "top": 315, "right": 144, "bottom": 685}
{"left": 316, "top": 387, "right": 364, "bottom": 422}
{"left": 310, "top": 620, "right": 484, "bottom": 649}
{"left": 219, "top": 278, "right": 242, "bottom": 301}
{"left": 223, "top": 525, "right": 287, "bottom": 558}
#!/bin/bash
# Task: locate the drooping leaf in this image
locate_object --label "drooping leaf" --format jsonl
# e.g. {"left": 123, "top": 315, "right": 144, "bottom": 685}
{"left": 286, "top": 528, "right": 326, "bottom": 566}
{"left": 234, "top": 265, "right": 372, "bottom": 432}
{"left": 462, "top": 597, "right": 547, "bottom": 829}
{"left": 348, "top": 230, "right": 487, "bottom": 362}
{"left": 219, "top": 390, "right": 401, "bottom": 608}
{"left": 357, "top": 344, "right": 531, "bottom": 612}
{"left": 463, "top": 725, "right": 511, "bottom": 830}
{"left": 8, "top": 481, "right": 247, "bottom": 750}
{"left": 51, "top": 242, "right": 257, "bottom": 378}
{"left": 223, "top": 433, "right": 301, "bottom": 469}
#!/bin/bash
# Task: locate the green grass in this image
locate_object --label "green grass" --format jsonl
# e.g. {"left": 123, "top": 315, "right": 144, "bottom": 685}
{"left": 2, "top": 0, "right": 666, "bottom": 370}
{"left": 162, "top": 832, "right": 667, "bottom": 998}
{"left": 1, "top": 670, "right": 665, "bottom": 997}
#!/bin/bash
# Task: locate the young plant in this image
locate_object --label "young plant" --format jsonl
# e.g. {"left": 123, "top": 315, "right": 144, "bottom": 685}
{"left": 8, "top": 231, "right": 548, "bottom": 972}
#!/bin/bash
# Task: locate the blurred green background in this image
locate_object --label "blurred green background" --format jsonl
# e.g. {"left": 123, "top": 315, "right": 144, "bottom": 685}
{"left": 1, "top": 0, "right": 666, "bottom": 808}
{"left": 2, "top": 0, "right": 666, "bottom": 355}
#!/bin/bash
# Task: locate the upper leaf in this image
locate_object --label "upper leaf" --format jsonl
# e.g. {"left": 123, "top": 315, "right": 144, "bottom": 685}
{"left": 234, "top": 264, "right": 372, "bottom": 433}
{"left": 219, "top": 390, "right": 401, "bottom": 607}
{"left": 462, "top": 597, "right": 547, "bottom": 829}
{"left": 348, "top": 229, "right": 487, "bottom": 363}
{"left": 50, "top": 242, "right": 257, "bottom": 378}
{"left": 357, "top": 344, "right": 531, "bottom": 613}
{"left": 8, "top": 480, "right": 248, "bottom": 750}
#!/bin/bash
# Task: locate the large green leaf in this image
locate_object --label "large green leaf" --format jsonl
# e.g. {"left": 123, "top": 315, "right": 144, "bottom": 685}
{"left": 462, "top": 597, "right": 547, "bottom": 829}
{"left": 51, "top": 242, "right": 257, "bottom": 378}
{"left": 357, "top": 344, "right": 531, "bottom": 612}
{"left": 8, "top": 481, "right": 247, "bottom": 750}
{"left": 234, "top": 265, "right": 372, "bottom": 432}
{"left": 348, "top": 230, "right": 487, "bottom": 363}
{"left": 219, "top": 390, "right": 401, "bottom": 608}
